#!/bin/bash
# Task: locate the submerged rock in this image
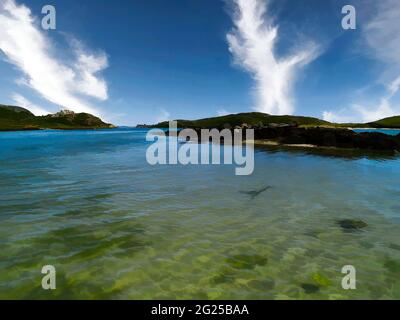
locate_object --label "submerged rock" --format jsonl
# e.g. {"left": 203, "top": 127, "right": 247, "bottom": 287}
{"left": 337, "top": 219, "right": 368, "bottom": 231}
{"left": 226, "top": 254, "right": 268, "bottom": 270}
{"left": 211, "top": 268, "right": 236, "bottom": 285}
{"left": 389, "top": 243, "right": 400, "bottom": 251}
{"left": 304, "top": 229, "right": 323, "bottom": 239}
{"left": 240, "top": 186, "right": 272, "bottom": 199}
{"left": 312, "top": 273, "right": 332, "bottom": 287}
{"left": 384, "top": 258, "right": 400, "bottom": 275}
{"left": 301, "top": 283, "right": 320, "bottom": 294}
{"left": 248, "top": 279, "right": 275, "bottom": 291}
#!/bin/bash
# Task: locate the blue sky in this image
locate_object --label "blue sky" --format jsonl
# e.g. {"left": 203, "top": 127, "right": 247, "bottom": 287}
{"left": 0, "top": 0, "right": 399, "bottom": 125}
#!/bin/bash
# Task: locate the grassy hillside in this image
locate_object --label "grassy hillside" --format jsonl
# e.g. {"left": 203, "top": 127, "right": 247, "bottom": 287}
{"left": 369, "top": 116, "right": 400, "bottom": 128}
{"left": 0, "top": 104, "right": 114, "bottom": 131}
{"left": 153, "top": 112, "right": 331, "bottom": 129}
{"left": 0, "top": 104, "right": 37, "bottom": 130}
{"left": 151, "top": 112, "right": 400, "bottom": 129}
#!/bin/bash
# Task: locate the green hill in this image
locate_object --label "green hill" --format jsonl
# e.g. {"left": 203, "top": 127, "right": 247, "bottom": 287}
{"left": 369, "top": 116, "right": 400, "bottom": 129}
{"left": 0, "top": 104, "right": 36, "bottom": 130}
{"left": 153, "top": 112, "right": 331, "bottom": 129}
{"left": 0, "top": 104, "right": 114, "bottom": 131}
{"left": 150, "top": 112, "right": 400, "bottom": 130}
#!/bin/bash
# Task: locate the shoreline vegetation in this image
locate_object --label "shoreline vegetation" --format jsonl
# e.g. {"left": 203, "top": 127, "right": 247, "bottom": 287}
{"left": 141, "top": 112, "right": 400, "bottom": 130}
{"left": 141, "top": 112, "right": 400, "bottom": 153}
{"left": 0, "top": 104, "right": 115, "bottom": 131}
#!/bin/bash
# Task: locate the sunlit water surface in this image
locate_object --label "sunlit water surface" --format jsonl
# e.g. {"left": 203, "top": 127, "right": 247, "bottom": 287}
{"left": 0, "top": 128, "right": 399, "bottom": 299}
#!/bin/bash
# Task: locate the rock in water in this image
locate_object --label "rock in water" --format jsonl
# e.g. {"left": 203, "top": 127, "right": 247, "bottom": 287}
{"left": 240, "top": 186, "right": 272, "bottom": 199}
{"left": 301, "top": 283, "right": 320, "bottom": 294}
{"left": 337, "top": 219, "right": 368, "bottom": 231}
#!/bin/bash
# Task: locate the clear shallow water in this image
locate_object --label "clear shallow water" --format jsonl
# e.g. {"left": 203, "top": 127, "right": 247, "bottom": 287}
{"left": 0, "top": 128, "right": 400, "bottom": 300}
{"left": 353, "top": 128, "right": 400, "bottom": 136}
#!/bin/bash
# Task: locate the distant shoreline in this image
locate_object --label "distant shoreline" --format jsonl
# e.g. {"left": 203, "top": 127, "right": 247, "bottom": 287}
{"left": 171, "top": 125, "right": 400, "bottom": 153}
{"left": 0, "top": 105, "right": 116, "bottom": 131}
{"left": 350, "top": 127, "right": 400, "bottom": 130}
{"left": 0, "top": 127, "right": 117, "bottom": 132}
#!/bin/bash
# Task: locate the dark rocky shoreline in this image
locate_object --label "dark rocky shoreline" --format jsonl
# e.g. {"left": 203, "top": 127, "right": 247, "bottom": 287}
{"left": 168, "top": 125, "right": 400, "bottom": 152}
{"left": 252, "top": 126, "right": 400, "bottom": 151}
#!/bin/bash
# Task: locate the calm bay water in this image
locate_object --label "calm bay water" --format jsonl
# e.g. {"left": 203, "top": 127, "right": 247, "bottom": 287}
{"left": 0, "top": 128, "right": 400, "bottom": 299}
{"left": 353, "top": 128, "right": 400, "bottom": 136}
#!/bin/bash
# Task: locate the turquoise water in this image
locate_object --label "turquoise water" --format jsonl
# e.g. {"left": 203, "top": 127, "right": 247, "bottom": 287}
{"left": 0, "top": 128, "right": 400, "bottom": 299}
{"left": 353, "top": 128, "right": 400, "bottom": 136}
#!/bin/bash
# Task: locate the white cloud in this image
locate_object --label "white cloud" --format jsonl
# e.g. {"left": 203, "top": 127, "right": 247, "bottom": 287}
{"left": 217, "top": 109, "right": 229, "bottom": 117}
{"left": 0, "top": 0, "right": 109, "bottom": 115}
{"left": 388, "top": 76, "right": 400, "bottom": 97}
{"left": 227, "top": 0, "right": 319, "bottom": 115}
{"left": 323, "top": 99, "right": 397, "bottom": 124}
{"left": 12, "top": 93, "right": 51, "bottom": 116}
{"left": 363, "top": 0, "right": 400, "bottom": 70}
{"left": 323, "top": 0, "right": 400, "bottom": 122}
{"left": 69, "top": 38, "right": 109, "bottom": 101}
{"left": 156, "top": 108, "right": 170, "bottom": 123}
{"left": 322, "top": 110, "right": 356, "bottom": 124}
{"left": 353, "top": 99, "right": 397, "bottom": 123}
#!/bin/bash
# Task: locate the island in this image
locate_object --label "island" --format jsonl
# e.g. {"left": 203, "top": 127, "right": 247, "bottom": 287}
{"left": 0, "top": 104, "right": 115, "bottom": 131}
{"left": 145, "top": 112, "right": 400, "bottom": 152}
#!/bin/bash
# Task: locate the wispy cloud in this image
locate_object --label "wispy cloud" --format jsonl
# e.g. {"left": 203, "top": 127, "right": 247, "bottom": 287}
{"left": 0, "top": 0, "right": 109, "bottom": 115}
{"left": 363, "top": 0, "right": 400, "bottom": 72}
{"left": 227, "top": 0, "right": 319, "bottom": 115}
{"left": 12, "top": 93, "right": 51, "bottom": 116}
{"left": 322, "top": 109, "right": 355, "bottom": 124}
{"left": 323, "top": 0, "right": 400, "bottom": 123}
{"left": 156, "top": 108, "right": 170, "bottom": 123}
{"left": 323, "top": 98, "right": 396, "bottom": 124}
{"left": 217, "top": 109, "right": 229, "bottom": 117}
